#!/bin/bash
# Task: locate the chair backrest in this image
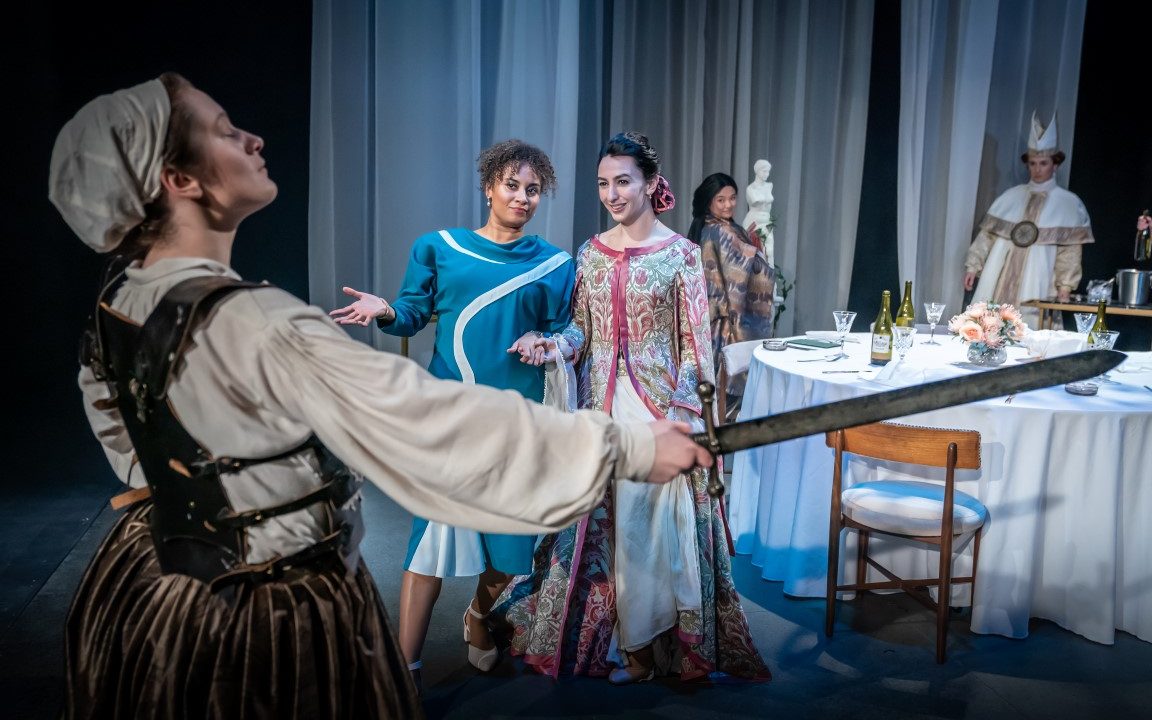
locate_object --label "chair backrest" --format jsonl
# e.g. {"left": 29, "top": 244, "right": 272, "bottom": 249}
{"left": 400, "top": 313, "right": 438, "bottom": 358}
{"left": 720, "top": 339, "right": 763, "bottom": 378}
{"left": 825, "top": 422, "right": 981, "bottom": 470}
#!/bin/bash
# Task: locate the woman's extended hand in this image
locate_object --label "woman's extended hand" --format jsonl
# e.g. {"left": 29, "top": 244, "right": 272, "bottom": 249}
{"left": 507, "top": 332, "right": 557, "bottom": 365}
{"left": 962, "top": 272, "right": 977, "bottom": 291}
{"left": 329, "top": 286, "right": 395, "bottom": 326}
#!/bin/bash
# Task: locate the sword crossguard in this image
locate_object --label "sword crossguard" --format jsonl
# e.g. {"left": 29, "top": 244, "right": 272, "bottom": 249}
{"left": 696, "top": 381, "right": 725, "bottom": 498}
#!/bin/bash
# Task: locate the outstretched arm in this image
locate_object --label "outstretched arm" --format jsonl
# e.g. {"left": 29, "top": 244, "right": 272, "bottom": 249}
{"left": 251, "top": 304, "right": 709, "bottom": 534}
{"left": 329, "top": 286, "right": 395, "bottom": 326}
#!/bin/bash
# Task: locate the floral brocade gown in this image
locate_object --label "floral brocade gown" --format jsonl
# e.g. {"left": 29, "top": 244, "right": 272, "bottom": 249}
{"left": 492, "top": 234, "right": 770, "bottom": 681}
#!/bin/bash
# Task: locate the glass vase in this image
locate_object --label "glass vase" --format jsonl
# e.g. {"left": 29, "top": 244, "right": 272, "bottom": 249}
{"left": 967, "top": 343, "right": 1007, "bottom": 366}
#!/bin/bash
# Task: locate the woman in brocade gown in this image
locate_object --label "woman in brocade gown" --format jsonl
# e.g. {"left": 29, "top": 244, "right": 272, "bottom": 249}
{"left": 493, "top": 132, "right": 770, "bottom": 685}
{"left": 687, "top": 172, "right": 775, "bottom": 422}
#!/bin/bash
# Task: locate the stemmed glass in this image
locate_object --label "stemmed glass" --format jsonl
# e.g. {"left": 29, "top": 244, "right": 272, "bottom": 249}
{"left": 1073, "top": 312, "right": 1096, "bottom": 335}
{"left": 831, "top": 310, "right": 857, "bottom": 360}
{"left": 1088, "top": 330, "right": 1120, "bottom": 381}
{"left": 923, "top": 302, "right": 946, "bottom": 345}
{"left": 893, "top": 326, "right": 917, "bottom": 364}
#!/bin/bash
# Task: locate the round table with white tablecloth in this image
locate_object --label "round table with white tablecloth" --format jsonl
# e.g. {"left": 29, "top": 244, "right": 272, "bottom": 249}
{"left": 728, "top": 332, "right": 1152, "bottom": 644}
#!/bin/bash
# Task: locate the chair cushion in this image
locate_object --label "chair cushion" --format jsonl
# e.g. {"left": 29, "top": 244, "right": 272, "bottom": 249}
{"left": 841, "top": 480, "right": 988, "bottom": 536}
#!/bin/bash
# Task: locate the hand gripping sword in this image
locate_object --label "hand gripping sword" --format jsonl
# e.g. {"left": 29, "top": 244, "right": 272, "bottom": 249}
{"left": 694, "top": 349, "right": 1126, "bottom": 497}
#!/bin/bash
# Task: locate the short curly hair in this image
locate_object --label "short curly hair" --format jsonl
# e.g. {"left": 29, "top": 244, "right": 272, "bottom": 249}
{"left": 477, "top": 139, "right": 558, "bottom": 196}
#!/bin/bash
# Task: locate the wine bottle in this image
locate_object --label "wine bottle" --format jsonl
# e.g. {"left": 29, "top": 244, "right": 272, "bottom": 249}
{"left": 870, "top": 290, "right": 894, "bottom": 366}
{"left": 1136, "top": 209, "right": 1152, "bottom": 263}
{"left": 895, "top": 280, "right": 916, "bottom": 327}
{"left": 1089, "top": 298, "right": 1108, "bottom": 336}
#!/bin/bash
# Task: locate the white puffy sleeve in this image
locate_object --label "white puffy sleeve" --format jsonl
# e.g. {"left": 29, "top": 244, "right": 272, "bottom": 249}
{"left": 248, "top": 304, "right": 655, "bottom": 534}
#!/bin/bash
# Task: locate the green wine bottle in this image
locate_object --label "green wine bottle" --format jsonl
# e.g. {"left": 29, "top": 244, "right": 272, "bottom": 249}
{"left": 870, "top": 290, "right": 894, "bottom": 366}
{"left": 895, "top": 280, "right": 916, "bottom": 327}
{"left": 1089, "top": 299, "right": 1108, "bottom": 337}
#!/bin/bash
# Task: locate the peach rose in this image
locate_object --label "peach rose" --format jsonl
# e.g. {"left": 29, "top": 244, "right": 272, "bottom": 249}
{"left": 959, "top": 321, "right": 984, "bottom": 343}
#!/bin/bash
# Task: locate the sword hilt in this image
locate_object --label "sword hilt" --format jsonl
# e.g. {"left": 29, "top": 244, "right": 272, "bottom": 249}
{"left": 696, "top": 381, "right": 725, "bottom": 497}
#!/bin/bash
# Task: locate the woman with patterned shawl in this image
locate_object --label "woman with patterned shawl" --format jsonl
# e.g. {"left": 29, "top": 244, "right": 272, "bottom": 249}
{"left": 493, "top": 133, "right": 770, "bottom": 685}
{"left": 687, "top": 172, "right": 775, "bottom": 421}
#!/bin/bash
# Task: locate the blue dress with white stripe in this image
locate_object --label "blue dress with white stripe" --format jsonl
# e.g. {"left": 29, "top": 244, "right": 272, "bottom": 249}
{"left": 378, "top": 228, "right": 574, "bottom": 576}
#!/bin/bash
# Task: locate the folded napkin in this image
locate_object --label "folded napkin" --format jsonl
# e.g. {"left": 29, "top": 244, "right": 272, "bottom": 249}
{"left": 872, "top": 361, "right": 956, "bottom": 387}
{"left": 806, "top": 330, "right": 859, "bottom": 343}
{"left": 1116, "top": 351, "right": 1152, "bottom": 373}
{"left": 1019, "top": 329, "right": 1085, "bottom": 358}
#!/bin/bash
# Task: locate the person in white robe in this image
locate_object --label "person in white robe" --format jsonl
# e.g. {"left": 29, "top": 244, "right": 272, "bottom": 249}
{"left": 964, "top": 112, "right": 1094, "bottom": 327}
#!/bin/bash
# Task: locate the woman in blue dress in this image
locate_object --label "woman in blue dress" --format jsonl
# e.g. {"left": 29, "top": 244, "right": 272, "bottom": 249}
{"left": 330, "top": 140, "right": 574, "bottom": 687}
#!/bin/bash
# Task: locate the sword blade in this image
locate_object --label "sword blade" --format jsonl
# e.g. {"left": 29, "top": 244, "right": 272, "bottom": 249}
{"left": 695, "top": 349, "right": 1125, "bottom": 454}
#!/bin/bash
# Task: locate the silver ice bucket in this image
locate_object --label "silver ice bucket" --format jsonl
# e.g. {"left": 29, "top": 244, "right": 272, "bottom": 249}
{"left": 1115, "top": 269, "right": 1150, "bottom": 305}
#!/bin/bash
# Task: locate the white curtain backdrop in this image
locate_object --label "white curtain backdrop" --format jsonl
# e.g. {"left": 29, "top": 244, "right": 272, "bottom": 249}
{"left": 898, "top": 0, "right": 1087, "bottom": 317}
{"left": 310, "top": 0, "right": 875, "bottom": 351}
{"left": 607, "top": 0, "right": 875, "bottom": 336}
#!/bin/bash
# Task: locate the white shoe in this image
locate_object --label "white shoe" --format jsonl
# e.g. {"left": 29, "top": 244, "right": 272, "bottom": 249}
{"left": 463, "top": 601, "right": 499, "bottom": 672}
{"left": 607, "top": 664, "right": 654, "bottom": 685}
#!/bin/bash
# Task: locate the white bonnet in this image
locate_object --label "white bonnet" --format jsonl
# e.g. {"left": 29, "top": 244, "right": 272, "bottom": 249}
{"left": 48, "top": 78, "right": 171, "bottom": 252}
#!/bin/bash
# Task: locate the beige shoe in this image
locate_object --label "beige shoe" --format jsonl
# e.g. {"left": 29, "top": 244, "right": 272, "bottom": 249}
{"left": 607, "top": 663, "right": 654, "bottom": 685}
{"left": 463, "top": 601, "right": 499, "bottom": 672}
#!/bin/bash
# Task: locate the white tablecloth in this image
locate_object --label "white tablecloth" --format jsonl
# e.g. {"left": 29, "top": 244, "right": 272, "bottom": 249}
{"left": 729, "top": 333, "right": 1152, "bottom": 644}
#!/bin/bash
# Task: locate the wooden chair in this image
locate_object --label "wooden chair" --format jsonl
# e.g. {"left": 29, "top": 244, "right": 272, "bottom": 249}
{"left": 824, "top": 422, "right": 988, "bottom": 663}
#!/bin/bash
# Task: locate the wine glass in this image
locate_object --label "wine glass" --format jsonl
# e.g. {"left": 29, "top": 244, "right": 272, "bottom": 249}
{"left": 923, "top": 302, "right": 946, "bottom": 345}
{"left": 1073, "top": 312, "right": 1096, "bottom": 334}
{"left": 1088, "top": 330, "right": 1120, "bottom": 381}
{"left": 893, "top": 325, "right": 917, "bottom": 364}
{"left": 831, "top": 310, "right": 857, "bottom": 360}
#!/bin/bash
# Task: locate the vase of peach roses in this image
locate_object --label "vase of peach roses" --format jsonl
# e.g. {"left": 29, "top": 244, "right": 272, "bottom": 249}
{"left": 948, "top": 302, "right": 1026, "bottom": 366}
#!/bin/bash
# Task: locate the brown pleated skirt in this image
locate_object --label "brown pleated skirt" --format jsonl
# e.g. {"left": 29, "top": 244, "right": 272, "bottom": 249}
{"left": 64, "top": 501, "right": 422, "bottom": 719}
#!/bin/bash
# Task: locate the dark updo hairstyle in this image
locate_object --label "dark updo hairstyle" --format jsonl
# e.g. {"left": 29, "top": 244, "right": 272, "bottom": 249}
{"left": 119, "top": 71, "right": 204, "bottom": 258}
{"left": 477, "top": 139, "right": 558, "bottom": 196}
{"left": 687, "top": 172, "right": 738, "bottom": 244}
{"left": 599, "top": 131, "right": 675, "bottom": 214}
{"left": 599, "top": 131, "right": 660, "bottom": 181}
